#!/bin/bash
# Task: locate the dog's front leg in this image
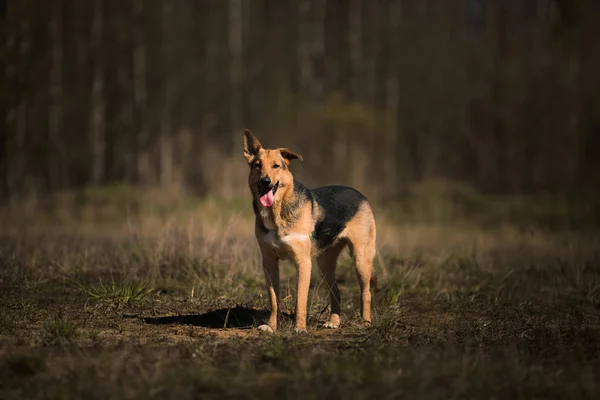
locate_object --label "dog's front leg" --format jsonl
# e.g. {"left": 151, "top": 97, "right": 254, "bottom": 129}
{"left": 259, "top": 251, "right": 279, "bottom": 333}
{"left": 284, "top": 235, "right": 312, "bottom": 333}
{"left": 294, "top": 254, "right": 312, "bottom": 333}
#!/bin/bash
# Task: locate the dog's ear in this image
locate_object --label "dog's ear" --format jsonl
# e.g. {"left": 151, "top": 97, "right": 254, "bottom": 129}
{"left": 279, "top": 148, "right": 303, "bottom": 164}
{"left": 243, "top": 129, "right": 262, "bottom": 162}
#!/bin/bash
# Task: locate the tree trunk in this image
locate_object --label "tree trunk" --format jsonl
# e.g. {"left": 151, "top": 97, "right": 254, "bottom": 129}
{"left": 297, "top": 0, "right": 313, "bottom": 102}
{"left": 133, "top": 0, "right": 150, "bottom": 184}
{"left": 160, "top": 0, "right": 174, "bottom": 187}
{"left": 90, "top": 0, "right": 106, "bottom": 185}
{"left": 364, "top": 1, "right": 381, "bottom": 108}
{"left": 312, "top": 0, "right": 326, "bottom": 102}
{"left": 348, "top": 0, "right": 363, "bottom": 102}
{"left": 49, "top": 0, "right": 64, "bottom": 191}
{"left": 297, "top": 0, "right": 326, "bottom": 104}
{"left": 115, "top": 2, "right": 135, "bottom": 184}
{"left": 228, "top": 0, "right": 244, "bottom": 156}
{"left": 3, "top": 2, "right": 17, "bottom": 201}
{"left": 9, "top": 1, "right": 31, "bottom": 200}
{"left": 489, "top": 3, "right": 508, "bottom": 192}
{"left": 384, "top": 0, "right": 401, "bottom": 197}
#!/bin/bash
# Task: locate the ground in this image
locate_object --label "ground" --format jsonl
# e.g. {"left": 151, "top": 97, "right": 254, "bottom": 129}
{"left": 0, "top": 187, "right": 599, "bottom": 399}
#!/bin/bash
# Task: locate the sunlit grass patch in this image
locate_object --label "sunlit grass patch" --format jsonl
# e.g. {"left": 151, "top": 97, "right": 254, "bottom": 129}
{"left": 42, "top": 314, "right": 79, "bottom": 344}
{"left": 69, "top": 278, "right": 154, "bottom": 308}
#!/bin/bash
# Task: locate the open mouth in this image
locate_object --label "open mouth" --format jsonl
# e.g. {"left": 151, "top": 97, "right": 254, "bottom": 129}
{"left": 258, "top": 181, "right": 279, "bottom": 207}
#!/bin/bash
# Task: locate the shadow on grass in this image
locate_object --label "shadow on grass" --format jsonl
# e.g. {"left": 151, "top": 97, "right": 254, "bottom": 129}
{"left": 142, "top": 306, "right": 294, "bottom": 329}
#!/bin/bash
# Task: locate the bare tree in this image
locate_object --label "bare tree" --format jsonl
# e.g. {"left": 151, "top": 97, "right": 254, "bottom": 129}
{"left": 384, "top": 0, "right": 401, "bottom": 196}
{"left": 228, "top": 0, "right": 243, "bottom": 140}
{"left": 160, "top": 0, "right": 175, "bottom": 187}
{"left": 312, "top": 0, "right": 326, "bottom": 102}
{"left": 9, "top": 1, "right": 31, "bottom": 200}
{"left": 73, "top": 0, "right": 90, "bottom": 187}
{"left": 48, "top": 0, "right": 64, "bottom": 190}
{"left": 348, "top": 0, "right": 363, "bottom": 102}
{"left": 297, "top": 0, "right": 313, "bottom": 102}
{"left": 90, "top": 0, "right": 105, "bottom": 185}
{"left": 488, "top": 2, "right": 509, "bottom": 191}
{"left": 297, "top": 0, "right": 326, "bottom": 103}
{"left": 114, "top": 2, "right": 136, "bottom": 184}
{"left": 133, "top": 0, "right": 150, "bottom": 184}
{"left": 364, "top": 1, "right": 381, "bottom": 108}
{"left": 3, "top": 2, "right": 18, "bottom": 200}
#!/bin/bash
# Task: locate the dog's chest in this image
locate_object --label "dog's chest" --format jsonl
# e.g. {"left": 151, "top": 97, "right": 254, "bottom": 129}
{"left": 262, "top": 229, "right": 310, "bottom": 257}
{"left": 257, "top": 206, "right": 311, "bottom": 257}
{"left": 259, "top": 208, "right": 276, "bottom": 231}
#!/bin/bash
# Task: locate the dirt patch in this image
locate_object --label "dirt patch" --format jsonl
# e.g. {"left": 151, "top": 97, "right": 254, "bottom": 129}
{"left": 1, "top": 222, "right": 599, "bottom": 399}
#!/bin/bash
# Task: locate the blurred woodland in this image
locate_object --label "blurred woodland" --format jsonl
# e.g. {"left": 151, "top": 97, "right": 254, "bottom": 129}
{"left": 3, "top": 0, "right": 600, "bottom": 203}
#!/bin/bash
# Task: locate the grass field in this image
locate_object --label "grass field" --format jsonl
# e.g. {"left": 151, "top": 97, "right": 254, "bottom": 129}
{"left": 1, "top": 186, "right": 599, "bottom": 399}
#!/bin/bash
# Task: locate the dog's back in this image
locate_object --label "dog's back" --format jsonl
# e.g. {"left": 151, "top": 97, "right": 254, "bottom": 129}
{"left": 307, "top": 182, "right": 369, "bottom": 250}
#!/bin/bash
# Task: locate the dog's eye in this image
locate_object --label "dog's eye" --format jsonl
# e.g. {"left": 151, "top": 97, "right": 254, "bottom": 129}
{"left": 273, "top": 164, "right": 281, "bottom": 169}
{"left": 254, "top": 162, "right": 262, "bottom": 169}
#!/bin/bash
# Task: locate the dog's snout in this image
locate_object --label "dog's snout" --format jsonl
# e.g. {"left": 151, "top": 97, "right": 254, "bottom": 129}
{"left": 260, "top": 176, "right": 271, "bottom": 187}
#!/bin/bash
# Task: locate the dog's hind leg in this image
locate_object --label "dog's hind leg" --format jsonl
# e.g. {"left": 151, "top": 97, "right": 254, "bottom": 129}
{"left": 351, "top": 241, "right": 375, "bottom": 324}
{"left": 346, "top": 205, "right": 376, "bottom": 324}
{"left": 317, "top": 241, "right": 346, "bottom": 328}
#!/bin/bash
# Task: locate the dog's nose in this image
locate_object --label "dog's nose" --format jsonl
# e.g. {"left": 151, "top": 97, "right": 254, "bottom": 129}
{"left": 260, "top": 176, "right": 271, "bottom": 187}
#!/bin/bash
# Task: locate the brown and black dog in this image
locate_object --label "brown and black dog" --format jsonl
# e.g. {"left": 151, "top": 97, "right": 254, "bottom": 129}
{"left": 243, "top": 130, "right": 376, "bottom": 333}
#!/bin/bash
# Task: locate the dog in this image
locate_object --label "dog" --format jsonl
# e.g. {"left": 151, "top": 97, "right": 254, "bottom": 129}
{"left": 243, "top": 130, "right": 376, "bottom": 333}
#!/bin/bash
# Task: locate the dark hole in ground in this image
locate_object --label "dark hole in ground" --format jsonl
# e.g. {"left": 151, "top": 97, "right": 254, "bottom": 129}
{"left": 142, "top": 306, "right": 294, "bottom": 329}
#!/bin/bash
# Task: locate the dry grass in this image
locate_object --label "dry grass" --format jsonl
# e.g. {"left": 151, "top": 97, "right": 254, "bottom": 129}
{"left": 0, "top": 186, "right": 599, "bottom": 399}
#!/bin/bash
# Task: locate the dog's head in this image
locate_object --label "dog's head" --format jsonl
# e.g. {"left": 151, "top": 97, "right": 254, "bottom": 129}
{"left": 243, "top": 129, "right": 302, "bottom": 208}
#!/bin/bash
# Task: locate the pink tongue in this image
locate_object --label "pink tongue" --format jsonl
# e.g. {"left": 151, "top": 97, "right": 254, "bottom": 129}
{"left": 260, "top": 190, "right": 274, "bottom": 207}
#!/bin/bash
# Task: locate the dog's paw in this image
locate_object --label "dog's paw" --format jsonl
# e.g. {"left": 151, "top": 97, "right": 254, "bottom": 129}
{"left": 294, "top": 327, "right": 307, "bottom": 334}
{"left": 258, "top": 324, "right": 275, "bottom": 334}
{"left": 322, "top": 321, "right": 339, "bottom": 329}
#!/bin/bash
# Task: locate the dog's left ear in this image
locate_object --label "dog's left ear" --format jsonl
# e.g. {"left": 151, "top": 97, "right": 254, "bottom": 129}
{"left": 279, "top": 148, "right": 303, "bottom": 164}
